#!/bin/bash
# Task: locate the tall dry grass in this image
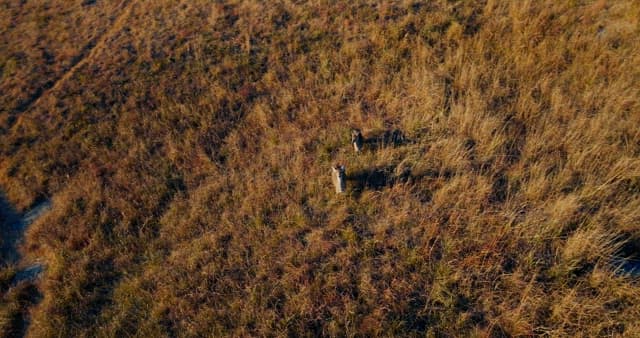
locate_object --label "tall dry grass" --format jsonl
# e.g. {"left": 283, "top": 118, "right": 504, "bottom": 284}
{"left": 1, "top": 0, "right": 640, "bottom": 336}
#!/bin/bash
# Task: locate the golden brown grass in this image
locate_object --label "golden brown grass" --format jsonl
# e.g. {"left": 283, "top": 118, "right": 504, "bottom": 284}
{"left": 1, "top": 0, "right": 640, "bottom": 336}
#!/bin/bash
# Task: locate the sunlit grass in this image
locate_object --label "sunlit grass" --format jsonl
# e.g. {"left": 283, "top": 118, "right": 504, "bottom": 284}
{"left": 1, "top": 0, "right": 639, "bottom": 336}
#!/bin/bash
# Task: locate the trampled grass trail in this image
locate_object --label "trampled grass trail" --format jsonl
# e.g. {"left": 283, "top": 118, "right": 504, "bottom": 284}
{"left": 17, "top": 1, "right": 136, "bottom": 114}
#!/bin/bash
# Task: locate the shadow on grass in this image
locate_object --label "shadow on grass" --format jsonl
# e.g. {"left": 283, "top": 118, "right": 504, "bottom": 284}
{"left": 1, "top": 193, "right": 51, "bottom": 338}
{"left": 347, "top": 165, "right": 453, "bottom": 199}
{"left": 614, "top": 234, "right": 640, "bottom": 277}
{"left": 361, "top": 129, "right": 409, "bottom": 151}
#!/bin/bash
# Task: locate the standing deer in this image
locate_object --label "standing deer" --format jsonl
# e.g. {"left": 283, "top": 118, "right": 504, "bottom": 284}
{"left": 351, "top": 129, "right": 364, "bottom": 153}
{"left": 350, "top": 128, "right": 406, "bottom": 153}
{"left": 331, "top": 164, "right": 346, "bottom": 193}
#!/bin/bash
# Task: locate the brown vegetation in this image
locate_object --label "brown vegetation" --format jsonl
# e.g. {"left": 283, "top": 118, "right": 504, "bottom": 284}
{"left": 1, "top": 0, "right": 640, "bottom": 336}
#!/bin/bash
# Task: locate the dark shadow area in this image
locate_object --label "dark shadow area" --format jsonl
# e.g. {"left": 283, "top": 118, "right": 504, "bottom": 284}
{"left": 0, "top": 193, "right": 22, "bottom": 264}
{"left": 443, "top": 76, "right": 454, "bottom": 114}
{"left": 616, "top": 259, "right": 640, "bottom": 276}
{"left": 1, "top": 192, "right": 51, "bottom": 337}
{"left": 362, "top": 129, "right": 408, "bottom": 150}
{"left": 12, "top": 264, "right": 44, "bottom": 285}
{"left": 400, "top": 291, "right": 431, "bottom": 332}
{"left": 0, "top": 198, "right": 51, "bottom": 267}
{"left": 614, "top": 234, "right": 640, "bottom": 277}
{"left": 348, "top": 167, "right": 395, "bottom": 192}
{"left": 489, "top": 324, "right": 510, "bottom": 338}
{"left": 503, "top": 115, "right": 526, "bottom": 166}
{"left": 463, "top": 138, "right": 477, "bottom": 161}
{"left": 414, "top": 168, "right": 455, "bottom": 180}
{"left": 1, "top": 282, "right": 43, "bottom": 338}
{"left": 347, "top": 164, "right": 452, "bottom": 197}
{"left": 489, "top": 171, "right": 509, "bottom": 204}
{"left": 348, "top": 164, "right": 412, "bottom": 192}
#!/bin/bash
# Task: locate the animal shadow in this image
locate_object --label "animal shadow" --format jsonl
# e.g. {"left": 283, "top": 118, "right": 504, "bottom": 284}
{"left": 366, "top": 129, "right": 407, "bottom": 149}
{"left": 352, "top": 128, "right": 408, "bottom": 153}
{"left": 347, "top": 165, "right": 412, "bottom": 193}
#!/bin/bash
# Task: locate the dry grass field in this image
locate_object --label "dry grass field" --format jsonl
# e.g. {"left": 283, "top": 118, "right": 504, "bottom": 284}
{"left": 1, "top": 0, "right": 640, "bottom": 336}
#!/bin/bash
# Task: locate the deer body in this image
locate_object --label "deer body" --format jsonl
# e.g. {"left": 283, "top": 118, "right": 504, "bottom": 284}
{"left": 351, "top": 129, "right": 364, "bottom": 153}
{"left": 350, "top": 128, "right": 406, "bottom": 153}
{"left": 332, "top": 164, "right": 346, "bottom": 193}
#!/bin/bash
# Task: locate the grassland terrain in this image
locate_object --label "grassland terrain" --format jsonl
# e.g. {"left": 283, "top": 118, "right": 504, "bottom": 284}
{"left": 1, "top": 0, "right": 640, "bottom": 336}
